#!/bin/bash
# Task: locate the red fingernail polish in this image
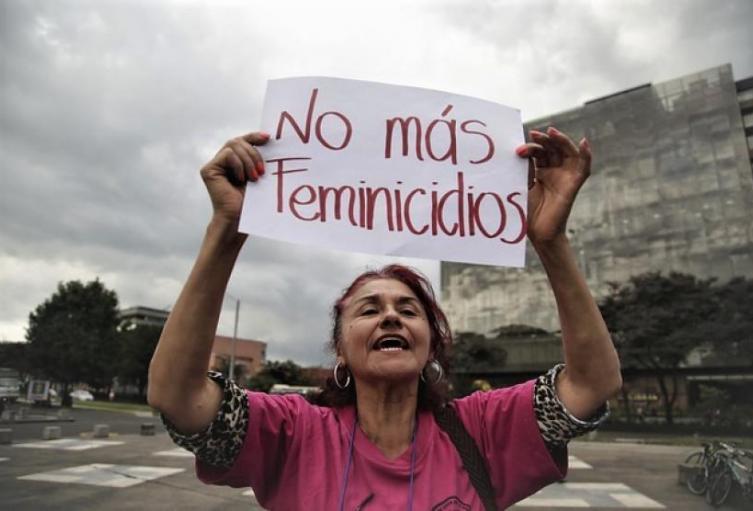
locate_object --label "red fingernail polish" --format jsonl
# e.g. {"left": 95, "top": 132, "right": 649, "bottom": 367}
{"left": 516, "top": 146, "right": 527, "bottom": 156}
{"left": 260, "top": 132, "right": 270, "bottom": 138}
{"left": 549, "top": 127, "right": 560, "bottom": 134}
{"left": 256, "top": 161, "right": 264, "bottom": 174}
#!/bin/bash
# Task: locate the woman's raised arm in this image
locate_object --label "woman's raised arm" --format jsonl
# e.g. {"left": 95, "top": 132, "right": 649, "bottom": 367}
{"left": 147, "top": 132, "right": 269, "bottom": 434}
{"left": 517, "top": 127, "right": 621, "bottom": 420}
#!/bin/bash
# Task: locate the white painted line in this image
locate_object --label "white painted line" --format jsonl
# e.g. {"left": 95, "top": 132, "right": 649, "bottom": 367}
{"left": 13, "top": 439, "right": 124, "bottom": 451}
{"left": 610, "top": 492, "right": 665, "bottom": 508}
{"left": 0, "top": 457, "right": 9, "bottom": 462}
{"left": 18, "top": 464, "right": 184, "bottom": 488}
{"left": 516, "top": 497, "right": 590, "bottom": 507}
{"left": 512, "top": 482, "right": 666, "bottom": 509}
{"left": 154, "top": 448, "right": 194, "bottom": 458}
{"left": 568, "top": 455, "right": 593, "bottom": 469}
{"left": 564, "top": 482, "right": 630, "bottom": 490}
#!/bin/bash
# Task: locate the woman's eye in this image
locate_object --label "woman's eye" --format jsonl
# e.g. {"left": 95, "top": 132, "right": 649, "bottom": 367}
{"left": 401, "top": 309, "right": 417, "bottom": 316}
{"left": 362, "top": 309, "right": 377, "bottom": 315}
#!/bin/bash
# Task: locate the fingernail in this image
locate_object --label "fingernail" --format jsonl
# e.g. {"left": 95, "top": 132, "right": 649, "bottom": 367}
{"left": 260, "top": 132, "right": 270, "bottom": 138}
{"left": 582, "top": 137, "right": 590, "bottom": 149}
{"left": 515, "top": 146, "right": 528, "bottom": 156}
{"left": 549, "top": 127, "right": 560, "bottom": 135}
{"left": 256, "top": 161, "right": 264, "bottom": 174}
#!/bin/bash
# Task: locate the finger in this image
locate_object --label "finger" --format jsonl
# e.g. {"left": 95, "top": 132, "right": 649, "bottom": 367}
{"left": 241, "top": 131, "right": 271, "bottom": 146}
{"left": 530, "top": 130, "right": 561, "bottom": 167}
{"left": 225, "top": 149, "right": 246, "bottom": 185}
{"left": 546, "top": 127, "right": 579, "bottom": 158}
{"left": 238, "top": 140, "right": 265, "bottom": 177}
{"left": 578, "top": 138, "right": 592, "bottom": 175}
{"left": 515, "top": 142, "right": 545, "bottom": 158}
{"left": 527, "top": 157, "right": 536, "bottom": 189}
{"left": 229, "top": 140, "right": 258, "bottom": 182}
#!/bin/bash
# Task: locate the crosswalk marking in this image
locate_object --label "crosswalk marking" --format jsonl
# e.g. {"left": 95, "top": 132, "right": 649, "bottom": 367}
{"left": 569, "top": 456, "right": 592, "bottom": 469}
{"left": 18, "top": 463, "right": 184, "bottom": 488}
{"left": 514, "top": 482, "right": 665, "bottom": 509}
{"left": 153, "top": 447, "right": 194, "bottom": 458}
{"left": 13, "top": 439, "right": 124, "bottom": 451}
{"left": 0, "top": 457, "right": 9, "bottom": 462}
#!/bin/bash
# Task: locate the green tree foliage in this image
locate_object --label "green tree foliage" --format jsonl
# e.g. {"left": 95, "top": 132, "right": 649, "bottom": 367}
{"left": 452, "top": 331, "right": 508, "bottom": 373}
{"left": 246, "top": 359, "right": 310, "bottom": 392}
{"left": 707, "top": 277, "right": 753, "bottom": 365}
{"left": 118, "top": 323, "right": 163, "bottom": 400}
{"left": 599, "top": 272, "right": 718, "bottom": 424}
{"left": 26, "top": 280, "right": 120, "bottom": 406}
{"left": 0, "top": 342, "right": 29, "bottom": 374}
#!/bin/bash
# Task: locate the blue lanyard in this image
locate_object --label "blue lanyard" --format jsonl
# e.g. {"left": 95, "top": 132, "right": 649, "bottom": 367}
{"left": 337, "top": 416, "right": 418, "bottom": 511}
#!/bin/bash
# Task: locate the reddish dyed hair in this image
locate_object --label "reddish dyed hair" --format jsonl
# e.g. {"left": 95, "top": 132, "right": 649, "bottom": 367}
{"left": 316, "top": 264, "right": 452, "bottom": 411}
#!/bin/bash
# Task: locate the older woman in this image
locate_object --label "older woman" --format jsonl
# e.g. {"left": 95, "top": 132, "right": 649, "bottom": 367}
{"left": 147, "top": 127, "right": 622, "bottom": 510}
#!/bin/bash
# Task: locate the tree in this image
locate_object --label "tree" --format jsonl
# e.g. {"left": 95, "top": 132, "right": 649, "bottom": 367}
{"left": 599, "top": 272, "right": 718, "bottom": 424}
{"left": 451, "top": 331, "right": 508, "bottom": 373}
{"left": 707, "top": 277, "right": 753, "bottom": 365}
{"left": 246, "top": 359, "right": 310, "bottom": 392}
{"left": 118, "top": 323, "right": 163, "bottom": 400}
{"left": 26, "top": 280, "right": 120, "bottom": 406}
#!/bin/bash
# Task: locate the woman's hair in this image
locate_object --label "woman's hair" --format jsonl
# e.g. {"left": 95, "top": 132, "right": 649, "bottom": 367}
{"left": 316, "top": 264, "right": 452, "bottom": 411}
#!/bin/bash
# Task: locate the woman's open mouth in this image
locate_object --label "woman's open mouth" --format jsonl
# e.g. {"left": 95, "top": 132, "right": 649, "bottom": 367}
{"left": 373, "top": 336, "right": 410, "bottom": 352}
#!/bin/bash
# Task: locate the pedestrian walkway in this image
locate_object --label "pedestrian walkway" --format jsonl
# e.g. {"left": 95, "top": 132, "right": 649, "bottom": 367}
{"left": 18, "top": 463, "right": 184, "bottom": 488}
{"left": 153, "top": 447, "right": 194, "bottom": 457}
{"left": 12, "top": 438, "right": 124, "bottom": 451}
{"left": 569, "top": 455, "right": 593, "bottom": 469}
{"left": 514, "top": 482, "right": 665, "bottom": 508}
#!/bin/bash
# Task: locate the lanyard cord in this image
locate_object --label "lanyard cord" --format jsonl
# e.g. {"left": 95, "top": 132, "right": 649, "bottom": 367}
{"left": 338, "top": 416, "right": 418, "bottom": 511}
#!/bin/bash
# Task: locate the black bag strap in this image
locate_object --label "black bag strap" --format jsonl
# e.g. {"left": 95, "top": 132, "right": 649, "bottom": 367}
{"left": 434, "top": 404, "right": 498, "bottom": 511}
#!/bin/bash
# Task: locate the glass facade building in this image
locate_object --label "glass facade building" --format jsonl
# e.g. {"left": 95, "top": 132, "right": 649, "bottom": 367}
{"left": 442, "top": 64, "right": 753, "bottom": 334}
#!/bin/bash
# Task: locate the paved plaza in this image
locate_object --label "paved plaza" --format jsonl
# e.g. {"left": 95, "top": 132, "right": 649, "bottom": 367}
{"left": 0, "top": 410, "right": 748, "bottom": 510}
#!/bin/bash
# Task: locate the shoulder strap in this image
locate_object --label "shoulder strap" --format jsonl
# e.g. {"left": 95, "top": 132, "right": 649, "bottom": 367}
{"left": 434, "top": 404, "right": 498, "bottom": 511}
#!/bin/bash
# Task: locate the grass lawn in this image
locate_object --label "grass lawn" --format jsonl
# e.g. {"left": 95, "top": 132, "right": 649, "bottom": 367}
{"left": 73, "top": 399, "right": 156, "bottom": 414}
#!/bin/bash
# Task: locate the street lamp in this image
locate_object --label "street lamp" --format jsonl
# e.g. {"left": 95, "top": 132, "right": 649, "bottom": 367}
{"left": 225, "top": 293, "right": 240, "bottom": 381}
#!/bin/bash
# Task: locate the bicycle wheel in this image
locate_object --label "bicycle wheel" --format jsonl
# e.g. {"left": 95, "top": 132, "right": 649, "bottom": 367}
{"left": 685, "top": 451, "right": 707, "bottom": 495}
{"left": 706, "top": 469, "right": 733, "bottom": 507}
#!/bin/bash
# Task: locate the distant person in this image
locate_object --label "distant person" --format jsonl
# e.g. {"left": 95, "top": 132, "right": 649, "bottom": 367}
{"left": 148, "top": 127, "right": 622, "bottom": 509}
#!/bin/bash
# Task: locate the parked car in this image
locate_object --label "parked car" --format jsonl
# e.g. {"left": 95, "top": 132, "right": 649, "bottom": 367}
{"left": 69, "top": 389, "right": 94, "bottom": 401}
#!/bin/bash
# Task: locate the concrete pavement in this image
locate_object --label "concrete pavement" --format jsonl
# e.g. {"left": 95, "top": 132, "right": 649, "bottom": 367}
{"left": 1, "top": 409, "right": 749, "bottom": 510}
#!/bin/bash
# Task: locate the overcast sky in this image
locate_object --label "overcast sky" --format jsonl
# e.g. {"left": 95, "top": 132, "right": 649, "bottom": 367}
{"left": 2, "top": 0, "right": 752, "bottom": 366}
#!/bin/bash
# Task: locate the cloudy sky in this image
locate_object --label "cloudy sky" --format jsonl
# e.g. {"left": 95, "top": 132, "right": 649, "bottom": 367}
{"left": 2, "top": 0, "right": 752, "bottom": 366}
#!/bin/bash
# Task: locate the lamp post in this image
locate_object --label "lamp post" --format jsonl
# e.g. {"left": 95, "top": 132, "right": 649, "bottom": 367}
{"left": 226, "top": 293, "right": 240, "bottom": 381}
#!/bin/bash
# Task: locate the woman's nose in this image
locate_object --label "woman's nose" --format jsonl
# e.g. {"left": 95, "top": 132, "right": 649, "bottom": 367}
{"left": 380, "top": 308, "right": 401, "bottom": 328}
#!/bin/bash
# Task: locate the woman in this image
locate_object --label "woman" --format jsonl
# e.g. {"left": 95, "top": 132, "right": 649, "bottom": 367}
{"left": 147, "top": 126, "right": 622, "bottom": 510}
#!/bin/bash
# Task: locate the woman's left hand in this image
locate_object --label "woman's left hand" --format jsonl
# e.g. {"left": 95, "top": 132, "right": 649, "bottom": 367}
{"left": 516, "top": 127, "right": 592, "bottom": 245}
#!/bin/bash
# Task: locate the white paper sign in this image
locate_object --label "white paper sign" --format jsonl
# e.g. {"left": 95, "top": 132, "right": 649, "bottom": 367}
{"left": 239, "top": 77, "right": 528, "bottom": 267}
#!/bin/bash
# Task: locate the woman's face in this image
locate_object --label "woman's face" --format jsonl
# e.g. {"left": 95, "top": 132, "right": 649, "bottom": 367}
{"left": 338, "top": 278, "right": 432, "bottom": 384}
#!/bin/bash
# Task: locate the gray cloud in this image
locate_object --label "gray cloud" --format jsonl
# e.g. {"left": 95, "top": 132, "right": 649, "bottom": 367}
{"left": 2, "top": 0, "right": 750, "bottom": 366}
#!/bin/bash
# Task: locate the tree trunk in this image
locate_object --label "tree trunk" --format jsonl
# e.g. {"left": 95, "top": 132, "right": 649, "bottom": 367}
{"left": 620, "top": 381, "right": 633, "bottom": 423}
{"left": 656, "top": 373, "right": 674, "bottom": 425}
{"left": 61, "top": 382, "right": 73, "bottom": 408}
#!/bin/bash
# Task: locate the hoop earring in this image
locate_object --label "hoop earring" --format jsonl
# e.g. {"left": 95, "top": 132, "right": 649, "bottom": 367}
{"left": 421, "top": 359, "right": 444, "bottom": 385}
{"left": 333, "top": 361, "right": 352, "bottom": 389}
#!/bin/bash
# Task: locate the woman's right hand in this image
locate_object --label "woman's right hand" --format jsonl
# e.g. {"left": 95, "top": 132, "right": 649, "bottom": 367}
{"left": 199, "top": 132, "right": 270, "bottom": 224}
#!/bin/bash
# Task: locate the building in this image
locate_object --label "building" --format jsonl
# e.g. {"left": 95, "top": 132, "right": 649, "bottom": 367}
{"left": 442, "top": 63, "right": 753, "bottom": 334}
{"left": 441, "top": 65, "right": 753, "bottom": 420}
{"left": 119, "top": 305, "right": 268, "bottom": 381}
{"left": 210, "top": 335, "right": 267, "bottom": 379}
{"left": 118, "top": 306, "right": 169, "bottom": 328}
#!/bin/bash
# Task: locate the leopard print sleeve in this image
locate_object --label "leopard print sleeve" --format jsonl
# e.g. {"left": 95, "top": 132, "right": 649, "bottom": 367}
{"left": 534, "top": 364, "right": 610, "bottom": 450}
{"left": 161, "top": 371, "right": 249, "bottom": 469}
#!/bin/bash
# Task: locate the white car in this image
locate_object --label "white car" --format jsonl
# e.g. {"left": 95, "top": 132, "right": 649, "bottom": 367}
{"left": 69, "top": 389, "right": 94, "bottom": 401}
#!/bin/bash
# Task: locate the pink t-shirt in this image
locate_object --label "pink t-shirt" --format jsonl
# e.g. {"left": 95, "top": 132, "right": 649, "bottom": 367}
{"left": 197, "top": 379, "right": 566, "bottom": 510}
